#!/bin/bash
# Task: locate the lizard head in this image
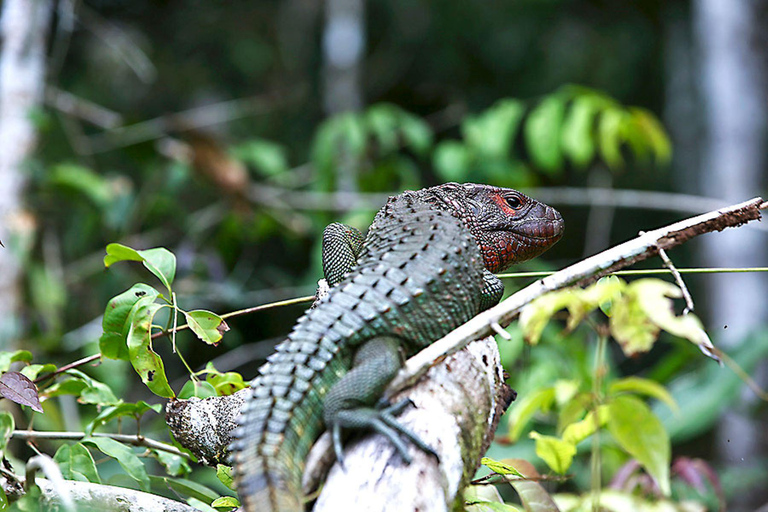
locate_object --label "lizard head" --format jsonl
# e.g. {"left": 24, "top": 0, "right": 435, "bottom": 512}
{"left": 428, "top": 182, "right": 564, "bottom": 272}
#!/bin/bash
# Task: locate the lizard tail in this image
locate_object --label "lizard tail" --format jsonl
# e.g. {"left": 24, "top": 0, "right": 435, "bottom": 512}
{"left": 231, "top": 333, "right": 348, "bottom": 512}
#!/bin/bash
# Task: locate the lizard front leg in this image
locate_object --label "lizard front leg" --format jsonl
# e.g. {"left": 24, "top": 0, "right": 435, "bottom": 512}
{"left": 479, "top": 269, "right": 504, "bottom": 311}
{"left": 323, "top": 336, "right": 436, "bottom": 466}
{"left": 322, "top": 222, "right": 366, "bottom": 287}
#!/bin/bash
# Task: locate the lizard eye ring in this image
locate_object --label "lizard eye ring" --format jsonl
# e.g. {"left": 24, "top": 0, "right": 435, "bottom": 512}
{"left": 504, "top": 195, "right": 523, "bottom": 210}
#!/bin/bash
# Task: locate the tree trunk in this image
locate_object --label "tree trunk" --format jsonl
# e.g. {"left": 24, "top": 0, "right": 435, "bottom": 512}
{"left": 0, "top": 0, "right": 52, "bottom": 346}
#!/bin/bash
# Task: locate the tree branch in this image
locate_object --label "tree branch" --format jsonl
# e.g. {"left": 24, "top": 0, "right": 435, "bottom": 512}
{"left": 12, "top": 430, "right": 191, "bottom": 460}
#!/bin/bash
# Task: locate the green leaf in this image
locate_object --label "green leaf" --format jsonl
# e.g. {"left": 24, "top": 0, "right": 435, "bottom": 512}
{"left": 54, "top": 443, "right": 101, "bottom": 484}
{"left": 0, "top": 411, "right": 14, "bottom": 453}
{"left": 608, "top": 376, "right": 678, "bottom": 413}
{"left": 19, "top": 363, "right": 57, "bottom": 381}
{"left": 179, "top": 380, "right": 217, "bottom": 399}
{"left": 629, "top": 107, "right": 672, "bottom": 165}
{"left": 85, "top": 401, "right": 162, "bottom": 435}
{"left": 398, "top": 111, "right": 433, "bottom": 156}
{"left": 49, "top": 164, "right": 113, "bottom": 209}
{"left": 481, "top": 457, "right": 523, "bottom": 477}
{"left": 608, "top": 287, "right": 659, "bottom": 356}
{"left": 211, "top": 496, "right": 240, "bottom": 509}
{"left": 607, "top": 395, "right": 671, "bottom": 495}
{"left": 630, "top": 279, "right": 717, "bottom": 360}
{"left": 100, "top": 284, "right": 159, "bottom": 360}
{"left": 465, "top": 484, "right": 524, "bottom": 512}
{"left": 518, "top": 290, "right": 580, "bottom": 344}
{"left": 216, "top": 464, "right": 235, "bottom": 490}
{"left": 206, "top": 371, "right": 247, "bottom": 396}
{"left": 524, "top": 95, "right": 566, "bottom": 174}
{"left": 466, "top": 501, "right": 523, "bottom": 512}
{"left": 530, "top": 432, "right": 577, "bottom": 474}
{"left": 82, "top": 437, "right": 150, "bottom": 491}
{"left": 150, "top": 476, "right": 220, "bottom": 503}
{"left": 507, "top": 387, "right": 556, "bottom": 442}
{"left": 187, "top": 497, "right": 218, "bottom": 512}
{"left": 557, "top": 393, "right": 589, "bottom": 435}
{"left": 311, "top": 113, "right": 367, "bottom": 182}
{"left": 553, "top": 379, "right": 580, "bottom": 407}
{"left": 0, "top": 350, "right": 33, "bottom": 373}
{"left": 561, "top": 96, "right": 598, "bottom": 169}
{"left": 463, "top": 99, "right": 525, "bottom": 159}
{"left": 366, "top": 104, "right": 400, "bottom": 154}
{"left": 561, "top": 405, "right": 610, "bottom": 445}
{"left": 598, "top": 108, "right": 625, "bottom": 169}
{"left": 185, "top": 310, "right": 229, "bottom": 346}
{"left": 126, "top": 298, "right": 175, "bottom": 398}
{"left": 104, "top": 243, "right": 176, "bottom": 293}
{"left": 44, "top": 370, "right": 120, "bottom": 405}
{"left": 152, "top": 449, "right": 191, "bottom": 477}
{"left": 433, "top": 141, "right": 473, "bottom": 182}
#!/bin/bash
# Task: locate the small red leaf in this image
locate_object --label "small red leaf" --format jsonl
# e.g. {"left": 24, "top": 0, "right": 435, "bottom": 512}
{"left": 0, "top": 372, "right": 44, "bottom": 413}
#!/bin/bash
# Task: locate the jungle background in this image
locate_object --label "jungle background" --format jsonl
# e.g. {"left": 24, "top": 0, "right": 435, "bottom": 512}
{"left": 0, "top": 0, "right": 767, "bottom": 511}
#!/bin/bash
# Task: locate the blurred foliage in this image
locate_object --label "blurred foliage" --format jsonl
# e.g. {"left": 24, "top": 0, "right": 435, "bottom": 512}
{"left": 3, "top": 0, "right": 765, "bottom": 510}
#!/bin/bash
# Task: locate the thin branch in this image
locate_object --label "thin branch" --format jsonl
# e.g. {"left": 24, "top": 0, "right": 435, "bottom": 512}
{"left": 12, "top": 430, "right": 191, "bottom": 460}
{"left": 45, "top": 86, "right": 123, "bottom": 128}
{"left": 76, "top": 5, "right": 156, "bottom": 83}
{"left": 33, "top": 353, "right": 101, "bottom": 385}
{"left": 151, "top": 294, "right": 315, "bottom": 340}
{"left": 498, "top": 267, "right": 768, "bottom": 279}
{"left": 84, "top": 87, "right": 306, "bottom": 154}
{"left": 387, "top": 197, "right": 765, "bottom": 394}
{"left": 657, "top": 247, "right": 694, "bottom": 313}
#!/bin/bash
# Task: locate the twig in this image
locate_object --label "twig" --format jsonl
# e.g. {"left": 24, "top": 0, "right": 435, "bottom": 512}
{"left": 387, "top": 197, "right": 765, "bottom": 394}
{"left": 33, "top": 353, "right": 101, "bottom": 385}
{"left": 84, "top": 88, "right": 305, "bottom": 153}
{"left": 498, "top": 267, "right": 768, "bottom": 279}
{"left": 150, "top": 295, "right": 315, "bottom": 340}
{"left": 657, "top": 247, "right": 694, "bottom": 314}
{"left": 76, "top": 5, "right": 156, "bottom": 83}
{"left": 12, "top": 430, "right": 191, "bottom": 460}
{"left": 26, "top": 455, "right": 75, "bottom": 511}
{"left": 45, "top": 86, "right": 123, "bottom": 128}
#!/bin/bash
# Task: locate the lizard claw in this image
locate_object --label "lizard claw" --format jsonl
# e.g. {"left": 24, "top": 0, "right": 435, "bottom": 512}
{"left": 381, "top": 397, "right": 414, "bottom": 416}
{"left": 332, "top": 422, "right": 346, "bottom": 470}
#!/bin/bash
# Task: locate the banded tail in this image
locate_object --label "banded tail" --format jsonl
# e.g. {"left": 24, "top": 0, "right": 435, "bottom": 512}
{"left": 231, "top": 328, "right": 351, "bottom": 512}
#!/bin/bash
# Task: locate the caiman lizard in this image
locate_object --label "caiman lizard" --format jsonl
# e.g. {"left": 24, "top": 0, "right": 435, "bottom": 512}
{"left": 231, "top": 182, "right": 564, "bottom": 511}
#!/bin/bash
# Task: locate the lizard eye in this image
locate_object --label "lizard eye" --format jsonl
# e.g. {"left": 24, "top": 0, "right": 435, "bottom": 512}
{"left": 504, "top": 195, "right": 523, "bottom": 210}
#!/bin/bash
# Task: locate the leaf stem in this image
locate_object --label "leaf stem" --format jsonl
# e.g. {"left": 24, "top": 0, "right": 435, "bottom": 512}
{"left": 591, "top": 331, "right": 608, "bottom": 512}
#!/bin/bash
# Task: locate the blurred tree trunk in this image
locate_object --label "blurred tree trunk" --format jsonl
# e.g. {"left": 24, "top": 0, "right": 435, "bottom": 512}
{"left": 0, "top": 0, "right": 52, "bottom": 346}
{"left": 693, "top": 0, "right": 768, "bottom": 509}
{"left": 322, "top": 0, "right": 365, "bottom": 196}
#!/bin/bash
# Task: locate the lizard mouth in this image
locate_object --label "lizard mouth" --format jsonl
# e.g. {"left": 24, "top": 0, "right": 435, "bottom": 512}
{"left": 508, "top": 218, "right": 564, "bottom": 242}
